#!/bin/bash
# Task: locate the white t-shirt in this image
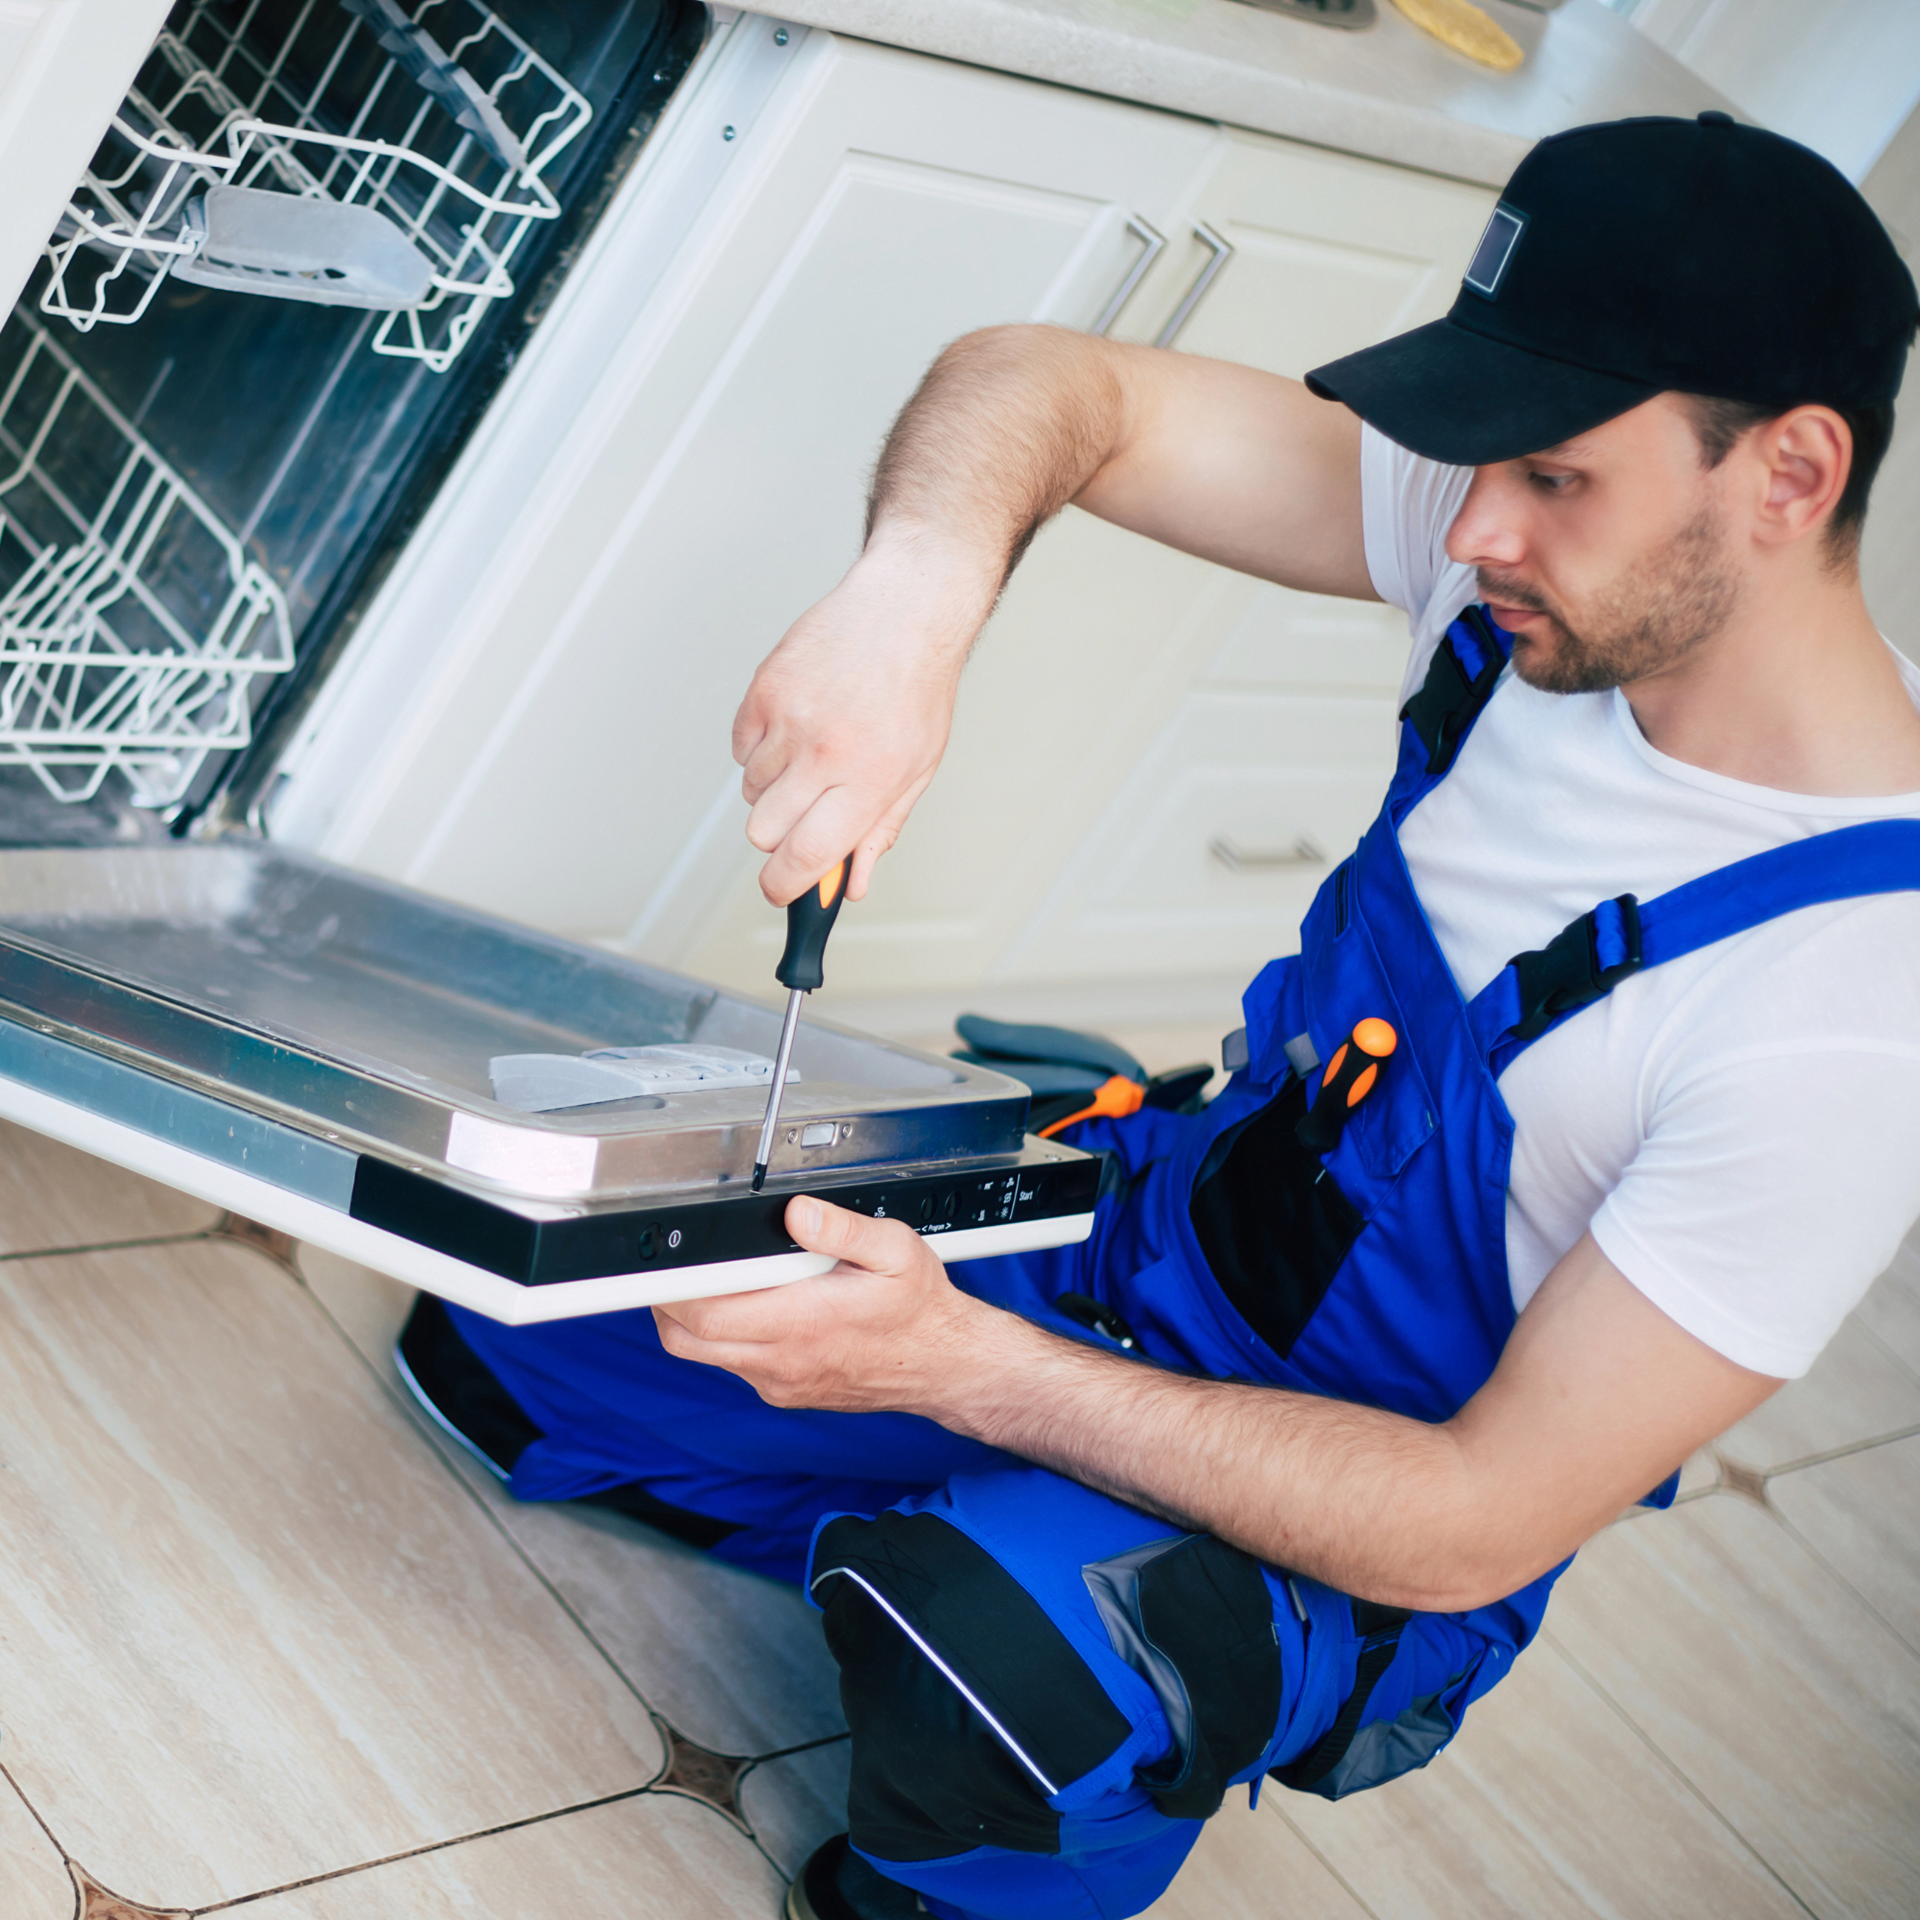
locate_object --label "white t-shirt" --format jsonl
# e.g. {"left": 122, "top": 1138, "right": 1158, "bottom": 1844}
{"left": 1363, "top": 425, "right": 1920, "bottom": 1379}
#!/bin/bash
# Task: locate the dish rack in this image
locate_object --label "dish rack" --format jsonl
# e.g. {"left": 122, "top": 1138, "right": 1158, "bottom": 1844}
{"left": 0, "top": 310, "right": 292, "bottom": 805}
{"left": 41, "top": 0, "right": 593, "bottom": 372}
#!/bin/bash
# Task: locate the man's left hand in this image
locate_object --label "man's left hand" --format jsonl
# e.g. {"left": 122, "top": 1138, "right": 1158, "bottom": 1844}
{"left": 652, "top": 1196, "right": 992, "bottom": 1415}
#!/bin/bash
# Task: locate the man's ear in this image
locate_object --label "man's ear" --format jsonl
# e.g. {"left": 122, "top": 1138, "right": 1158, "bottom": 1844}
{"left": 1750, "top": 405, "right": 1851, "bottom": 551}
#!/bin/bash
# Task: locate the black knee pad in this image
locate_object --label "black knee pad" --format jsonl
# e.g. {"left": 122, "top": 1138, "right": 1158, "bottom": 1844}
{"left": 811, "top": 1512, "right": 1132, "bottom": 1862}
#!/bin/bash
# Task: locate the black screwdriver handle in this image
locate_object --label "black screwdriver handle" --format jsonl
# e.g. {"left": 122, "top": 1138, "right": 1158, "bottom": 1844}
{"left": 776, "top": 856, "right": 852, "bottom": 991}
{"left": 1296, "top": 1017, "right": 1397, "bottom": 1157}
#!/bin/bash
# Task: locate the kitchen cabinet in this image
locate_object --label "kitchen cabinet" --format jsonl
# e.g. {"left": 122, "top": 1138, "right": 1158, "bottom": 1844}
{"left": 990, "top": 130, "right": 1494, "bottom": 989}
{"left": 673, "top": 119, "right": 1494, "bottom": 1000}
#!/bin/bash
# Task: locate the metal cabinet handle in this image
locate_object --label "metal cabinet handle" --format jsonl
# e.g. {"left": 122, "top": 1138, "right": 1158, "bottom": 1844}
{"left": 1090, "top": 214, "right": 1167, "bottom": 336}
{"left": 1154, "top": 222, "right": 1234, "bottom": 349}
{"left": 1210, "top": 834, "right": 1325, "bottom": 872}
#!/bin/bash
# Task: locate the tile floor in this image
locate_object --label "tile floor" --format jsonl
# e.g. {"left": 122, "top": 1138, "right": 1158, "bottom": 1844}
{"left": 0, "top": 1104, "right": 1913, "bottom": 1919}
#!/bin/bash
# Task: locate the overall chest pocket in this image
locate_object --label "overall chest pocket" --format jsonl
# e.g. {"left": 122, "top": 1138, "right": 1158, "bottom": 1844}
{"left": 1187, "top": 1074, "right": 1364, "bottom": 1362}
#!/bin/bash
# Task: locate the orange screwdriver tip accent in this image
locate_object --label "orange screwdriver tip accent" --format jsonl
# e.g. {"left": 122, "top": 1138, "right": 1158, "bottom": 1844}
{"left": 818, "top": 860, "right": 846, "bottom": 908}
{"left": 1353, "top": 1017, "right": 1398, "bottom": 1057}
{"left": 1038, "top": 1073, "right": 1147, "bottom": 1139}
{"left": 1345, "top": 1062, "right": 1379, "bottom": 1108}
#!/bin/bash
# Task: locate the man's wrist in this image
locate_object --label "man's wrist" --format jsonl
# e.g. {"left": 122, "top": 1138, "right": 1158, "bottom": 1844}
{"left": 907, "top": 1289, "right": 1058, "bottom": 1443}
{"left": 855, "top": 522, "right": 1002, "bottom": 648}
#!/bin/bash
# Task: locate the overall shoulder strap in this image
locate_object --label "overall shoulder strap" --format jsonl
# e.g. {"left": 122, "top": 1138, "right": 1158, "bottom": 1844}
{"left": 1467, "top": 818, "right": 1920, "bottom": 1077}
{"left": 1396, "top": 604, "right": 1512, "bottom": 794}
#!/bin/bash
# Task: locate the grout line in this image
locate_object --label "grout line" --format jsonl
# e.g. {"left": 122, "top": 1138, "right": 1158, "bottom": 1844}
{"left": 1540, "top": 1632, "right": 1819, "bottom": 1919}
{"left": 0, "top": 1759, "right": 81, "bottom": 1920}
{"left": 1750, "top": 1419, "right": 1920, "bottom": 1481}
{"left": 192, "top": 1785, "right": 656, "bottom": 1914}
{"left": 0, "top": 1228, "right": 215, "bottom": 1265}
{"left": 1766, "top": 1507, "right": 1920, "bottom": 1668}
{"left": 1268, "top": 1806, "right": 1383, "bottom": 1920}
{"left": 744, "top": 1729, "right": 851, "bottom": 1767}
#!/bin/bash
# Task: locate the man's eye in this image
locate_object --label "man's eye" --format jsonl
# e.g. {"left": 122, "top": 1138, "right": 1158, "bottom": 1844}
{"left": 1530, "top": 470, "right": 1575, "bottom": 492}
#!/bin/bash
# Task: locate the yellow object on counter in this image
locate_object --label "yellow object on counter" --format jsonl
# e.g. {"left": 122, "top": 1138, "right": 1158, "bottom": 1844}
{"left": 1390, "top": 0, "right": 1525, "bottom": 71}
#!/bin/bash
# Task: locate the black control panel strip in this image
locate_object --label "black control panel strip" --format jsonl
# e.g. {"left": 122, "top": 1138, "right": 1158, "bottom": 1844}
{"left": 349, "top": 1149, "right": 1102, "bottom": 1286}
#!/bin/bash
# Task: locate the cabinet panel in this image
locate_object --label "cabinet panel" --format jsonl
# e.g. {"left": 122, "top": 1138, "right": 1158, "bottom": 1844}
{"left": 999, "top": 691, "right": 1399, "bottom": 985}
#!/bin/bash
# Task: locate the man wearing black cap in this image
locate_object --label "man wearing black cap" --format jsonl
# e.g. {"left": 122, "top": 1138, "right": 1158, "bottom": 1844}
{"left": 408, "top": 116, "right": 1920, "bottom": 1920}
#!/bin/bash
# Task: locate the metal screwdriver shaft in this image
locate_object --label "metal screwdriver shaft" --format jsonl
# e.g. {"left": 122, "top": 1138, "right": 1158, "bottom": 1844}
{"left": 752, "top": 988, "right": 805, "bottom": 1190}
{"left": 750, "top": 856, "right": 851, "bottom": 1192}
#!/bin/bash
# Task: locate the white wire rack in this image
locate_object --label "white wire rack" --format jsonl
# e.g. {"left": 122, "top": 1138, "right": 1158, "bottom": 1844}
{"left": 0, "top": 311, "right": 293, "bottom": 805}
{"left": 42, "top": 0, "right": 592, "bottom": 372}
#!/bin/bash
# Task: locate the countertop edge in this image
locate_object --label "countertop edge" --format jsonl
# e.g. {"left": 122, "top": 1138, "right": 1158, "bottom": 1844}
{"left": 758, "top": 1, "right": 1727, "bottom": 188}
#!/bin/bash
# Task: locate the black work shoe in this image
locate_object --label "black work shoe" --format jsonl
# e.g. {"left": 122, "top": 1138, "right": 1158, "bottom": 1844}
{"left": 785, "top": 1835, "right": 927, "bottom": 1920}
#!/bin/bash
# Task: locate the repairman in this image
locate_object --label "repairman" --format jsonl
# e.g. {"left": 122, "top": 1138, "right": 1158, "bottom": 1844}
{"left": 397, "top": 115, "right": 1920, "bottom": 1920}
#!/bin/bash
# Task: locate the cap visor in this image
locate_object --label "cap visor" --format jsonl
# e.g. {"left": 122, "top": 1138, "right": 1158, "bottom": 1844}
{"left": 1306, "top": 319, "right": 1661, "bottom": 466}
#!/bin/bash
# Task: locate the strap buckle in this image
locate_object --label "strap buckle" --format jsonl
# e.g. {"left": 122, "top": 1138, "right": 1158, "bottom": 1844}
{"left": 1508, "top": 894, "right": 1643, "bottom": 1043}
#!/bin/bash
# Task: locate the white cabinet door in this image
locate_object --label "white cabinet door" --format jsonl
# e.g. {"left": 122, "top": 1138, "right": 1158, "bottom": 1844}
{"left": 994, "top": 131, "right": 1493, "bottom": 990}
{"left": 0, "top": 0, "right": 172, "bottom": 320}
{"left": 276, "top": 26, "right": 1220, "bottom": 980}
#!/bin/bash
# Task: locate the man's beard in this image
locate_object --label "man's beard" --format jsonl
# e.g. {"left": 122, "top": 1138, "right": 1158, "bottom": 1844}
{"left": 1481, "top": 508, "right": 1741, "bottom": 695}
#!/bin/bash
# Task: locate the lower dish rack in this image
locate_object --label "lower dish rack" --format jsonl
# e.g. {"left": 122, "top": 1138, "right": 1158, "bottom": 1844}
{"left": 0, "top": 309, "right": 292, "bottom": 805}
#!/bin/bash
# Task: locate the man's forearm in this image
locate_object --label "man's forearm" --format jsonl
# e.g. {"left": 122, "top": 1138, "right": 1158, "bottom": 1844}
{"left": 920, "top": 1294, "right": 1503, "bottom": 1612}
{"left": 865, "top": 325, "right": 1128, "bottom": 586}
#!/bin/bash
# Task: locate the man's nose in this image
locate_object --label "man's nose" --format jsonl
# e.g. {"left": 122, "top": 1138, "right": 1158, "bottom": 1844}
{"left": 1444, "top": 469, "right": 1526, "bottom": 569}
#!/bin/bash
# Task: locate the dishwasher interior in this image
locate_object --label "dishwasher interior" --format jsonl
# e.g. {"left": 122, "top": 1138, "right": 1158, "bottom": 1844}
{"left": 1, "top": 0, "right": 706, "bottom": 818}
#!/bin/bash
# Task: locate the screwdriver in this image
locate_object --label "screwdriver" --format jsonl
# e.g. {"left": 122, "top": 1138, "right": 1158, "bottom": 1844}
{"left": 751, "top": 856, "right": 851, "bottom": 1192}
{"left": 1295, "top": 1017, "right": 1397, "bottom": 1157}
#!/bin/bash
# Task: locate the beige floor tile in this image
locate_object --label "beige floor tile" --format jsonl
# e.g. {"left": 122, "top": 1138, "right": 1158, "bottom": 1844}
{"left": 0, "top": 1116, "right": 215, "bottom": 1254}
{"left": 1858, "top": 1233, "right": 1920, "bottom": 1379}
{"left": 1770, "top": 1433, "right": 1920, "bottom": 1657}
{"left": 235, "top": 1790, "right": 785, "bottom": 1919}
{"left": 0, "top": 1240, "right": 662, "bottom": 1912}
{"left": 1548, "top": 1497, "right": 1920, "bottom": 1919}
{"left": 299, "top": 1246, "right": 848, "bottom": 1758}
{"left": 0, "top": 1773, "right": 71, "bottom": 1920}
{"left": 1715, "top": 1312, "right": 1920, "bottom": 1472}
{"left": 737, "top": 1738, "right": 850, "bottom": 1878}
{"left": 1283, "top": 1636, "right": 1801, "bottom": 1920}
{"left": 1146, "top": 1797, "right": 1374, "bottom": 1920}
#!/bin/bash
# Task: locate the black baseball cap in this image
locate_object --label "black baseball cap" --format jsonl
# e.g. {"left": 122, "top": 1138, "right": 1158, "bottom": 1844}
{"left": 1305, "top": 113, "right": 1920, "bottom": 466}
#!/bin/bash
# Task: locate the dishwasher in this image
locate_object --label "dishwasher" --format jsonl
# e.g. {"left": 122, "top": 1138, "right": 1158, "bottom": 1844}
{"left": 0, "top": 0, "right": 1099, "bottom": 1318}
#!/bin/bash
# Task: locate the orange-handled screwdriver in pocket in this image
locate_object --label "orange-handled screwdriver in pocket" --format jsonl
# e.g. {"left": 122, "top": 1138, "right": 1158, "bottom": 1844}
{"left": 1296, "top": 1017, "right": 1397, "bottom": 1156}
{"left": 751, "top": 857, "right": 852, "bottom": 1191}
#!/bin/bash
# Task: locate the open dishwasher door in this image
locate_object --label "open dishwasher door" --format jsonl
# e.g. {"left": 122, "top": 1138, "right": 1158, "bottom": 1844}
{"left": 0, "top": 840, "right": 1098, "bottom": 1321}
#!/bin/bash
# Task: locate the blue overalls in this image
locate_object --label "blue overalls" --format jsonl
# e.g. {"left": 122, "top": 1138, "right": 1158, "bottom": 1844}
{"left": 445, "top": 606, "right": 1920, "bottom": 1920}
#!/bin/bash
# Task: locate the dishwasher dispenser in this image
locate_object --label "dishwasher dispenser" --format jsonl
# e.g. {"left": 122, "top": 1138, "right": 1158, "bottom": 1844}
{"left": 0, "top": 842, "right": 1098, "bottom": 1321}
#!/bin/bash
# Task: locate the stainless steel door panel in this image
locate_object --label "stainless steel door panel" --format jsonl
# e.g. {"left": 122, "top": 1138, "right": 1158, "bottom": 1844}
{"left": 0, "top": 843, "right": 1029, "bottom": 1201}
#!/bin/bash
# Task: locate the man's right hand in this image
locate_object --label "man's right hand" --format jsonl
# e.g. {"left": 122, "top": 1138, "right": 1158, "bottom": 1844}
{"left": 732, "top": 531, "right": 993, "bottom": 906}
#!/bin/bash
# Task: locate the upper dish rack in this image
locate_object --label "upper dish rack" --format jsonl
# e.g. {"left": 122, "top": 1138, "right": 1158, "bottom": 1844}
{"left": 41, "top": 0, "right": 593, "bottom": 372}
{"left": 0, "top": 310, "right": 292, "bottom": 806}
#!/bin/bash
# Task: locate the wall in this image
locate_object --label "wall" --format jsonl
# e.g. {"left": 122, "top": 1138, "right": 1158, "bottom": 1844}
{"left": 1860, "top": 100, "right": 1920, "bottom": 659}
{"left": 1615, "top": 0, "right": 1920, "bottom": 181}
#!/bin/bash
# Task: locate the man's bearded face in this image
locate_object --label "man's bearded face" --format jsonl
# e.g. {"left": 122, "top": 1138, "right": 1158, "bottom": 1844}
{"left": 1478, "top": 503, "right": 1742, "bottom": 694}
